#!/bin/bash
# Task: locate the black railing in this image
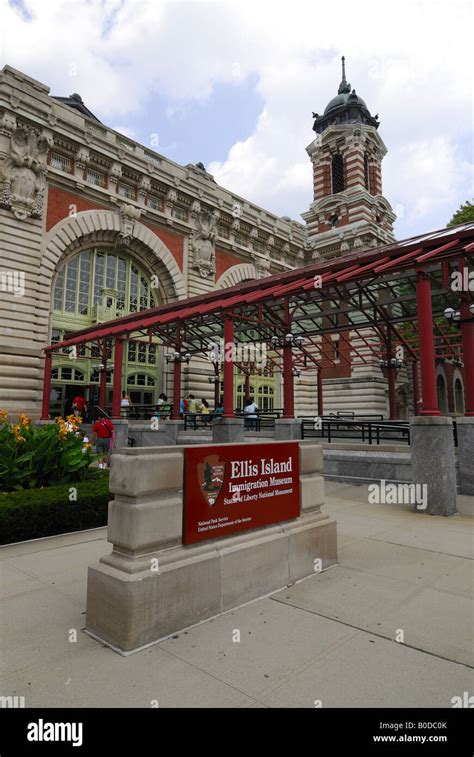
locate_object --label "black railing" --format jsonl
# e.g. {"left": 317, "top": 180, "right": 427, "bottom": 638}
{"left": 301, "top": 418, "right": 458, "bottom": 447}
{"left": 112, "top": 404, "right": 173, "bottom": 421}
{"left": 301, "top": 418, "right": 411, "bottom": 445}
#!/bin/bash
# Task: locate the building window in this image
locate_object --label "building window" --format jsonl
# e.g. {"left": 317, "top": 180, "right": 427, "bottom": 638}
{"left": 331, "top": 154, "right": 345, "bottom": 194}
{"left": 454, "top": 378, "right": 465, "bottom": 414}
{"left": 53, "top": 249, "right": 156, "bottom": 319}
{"left": 50, "top": 152, "right": 73, "bottom": 173}
{"left": 171, "top": 206, "right": 187, "bottom": 222}
{"left": 257, "top": 385, "right": 274, "bottom": 411}
{"left": 437, "top": 374, "right": 448, "bottom": 413}
{"left": 117, "top": 182, "right": 135, "bottom": 200}
{"left": 86, "top": 167, "right": 107, "bottom": 187}
{"left": 218, "top": 225, "right": 229, "bottom": 239}
{"left": 364, "top": 154, "right": 370, "bottom": 191}
{"left": 332, "top": 340, "right": 341, "bottom": 360}
{"left": 146, "top": 194, "right": 162, "bottom": 211}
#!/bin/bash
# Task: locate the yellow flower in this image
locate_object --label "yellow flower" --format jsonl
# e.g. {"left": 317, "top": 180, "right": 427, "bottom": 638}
{"left": 18, "top": 413, "right": 32, "bottom": 427}
{"left": 0, "top": 409, "right": 8, "bottom": 424}
{"left": 12, "top": 423, "right": 26, "bottom": 443}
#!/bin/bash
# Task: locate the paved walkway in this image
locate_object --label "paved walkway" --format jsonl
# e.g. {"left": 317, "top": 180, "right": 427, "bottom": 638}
{"left": 1, "top": 483, "right": 472, "bottom": 708}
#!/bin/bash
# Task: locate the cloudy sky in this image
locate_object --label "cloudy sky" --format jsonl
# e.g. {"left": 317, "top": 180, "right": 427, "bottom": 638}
{"left": 1, "top": 0, "right": 472, "bottom": 238}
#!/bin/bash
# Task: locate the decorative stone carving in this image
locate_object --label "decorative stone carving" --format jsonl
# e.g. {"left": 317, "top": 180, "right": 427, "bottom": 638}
{"left": 348, "top": 127, "right": 366, "bottom": 148}
{"left": 166, "top": 188, "right": 177, "bottom": 208}
{"left": 231, "top": 217, "right": 240, "bottom": 231}
{"left": 353, "top": 236, "right": 363, "bottom": 249}
{"left": 190, "top": 200, "right": 201, "bottom": 218}
{"left": 109, "top": 162, "right": 122, "bottom": 183}
{"left": 0, "top": 125, "right": 50, "bottom": 220}
{"left": 255, "top": 256, "right": 271, "bottom": 278}
{"left": 75, "top": 146, "right": 90, "bottom": 168}
{"left": 340, "top": 239, "right": 350, "bottom": 253}
{"left": 190, "top": 209, "right": 217, "bottom": 278}
{"left": 116, "top": 204, "right": 141, "bottom": 247}
{"left": 139, "top": 175, "right": 151, "bottom": 193}
{"left": 0, "top": 110, "right": 17, "bottom": 136}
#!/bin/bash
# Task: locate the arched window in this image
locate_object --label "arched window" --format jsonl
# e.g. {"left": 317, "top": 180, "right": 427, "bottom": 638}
{"left": 53, "top": 249, "right": 157, "bottom": 320}
{"left": 331, "top": 154, "right": 345, "bottom": 194}
{"left": 258, "top": 385, "right": 274, "bottom": 411}
{"left": 454, "top": 378, "right": 465, "bottom": 414}
{"left": 437, "top": 374, "right": 447, "bottom": 413}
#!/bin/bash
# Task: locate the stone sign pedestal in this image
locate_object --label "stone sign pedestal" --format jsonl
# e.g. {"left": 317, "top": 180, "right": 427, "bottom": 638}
{"left": 86, "top": 440, "right": 336, "bottom": 654}
{"left": 409, "top": 416, "right": 457, "bottom": 516}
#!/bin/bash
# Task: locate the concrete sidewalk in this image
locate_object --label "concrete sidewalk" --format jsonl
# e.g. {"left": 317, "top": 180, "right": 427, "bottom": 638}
{"left": 1, "top": 482, "right": 472, "bottom": 708}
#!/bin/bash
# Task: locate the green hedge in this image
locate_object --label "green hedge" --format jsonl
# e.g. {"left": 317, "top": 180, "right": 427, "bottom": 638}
{"left": 0, "top": 472, "right": 110, "bottom": 545}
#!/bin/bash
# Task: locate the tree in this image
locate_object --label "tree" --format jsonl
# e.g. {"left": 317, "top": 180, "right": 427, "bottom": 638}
{"left": 447, "top": 201, "right": 474, "bottom": 227}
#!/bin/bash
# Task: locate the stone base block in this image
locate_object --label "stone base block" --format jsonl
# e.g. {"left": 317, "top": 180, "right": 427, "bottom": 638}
{"left": 86, "top": 513, "right": 337, "bottom": 654}
{"left": 212, "top": 416, "right": 244, "bottom": 443}
{"left": 456, "top": 417, "right": 474, "bottom": 495}
{"left": 274, "top": 419, "right": 302, "bottom": 440}
{"left": 410, "top": 415, "right": 457, "bottom": 516}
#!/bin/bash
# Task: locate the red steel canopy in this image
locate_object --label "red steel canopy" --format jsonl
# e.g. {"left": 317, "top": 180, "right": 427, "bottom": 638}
{"left": 46, "top": 222, "right": 474, "bottom": 371}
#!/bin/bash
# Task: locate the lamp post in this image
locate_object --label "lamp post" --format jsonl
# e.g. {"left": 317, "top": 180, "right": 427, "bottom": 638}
{"left": 165, "top": 350, "right": 191, "bottom": 419}
{"left": 379, "top": 357, "right": 403, "bottom": 420}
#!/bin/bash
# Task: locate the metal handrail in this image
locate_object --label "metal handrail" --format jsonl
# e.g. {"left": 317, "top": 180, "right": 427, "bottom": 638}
{"left": 301, "top": 418, "right": 459, "bottom": 447}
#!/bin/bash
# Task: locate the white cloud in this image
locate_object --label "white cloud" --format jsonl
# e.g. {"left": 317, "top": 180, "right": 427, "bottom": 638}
{"left": 1, "top": 0, "right": 472, "bottom": 236}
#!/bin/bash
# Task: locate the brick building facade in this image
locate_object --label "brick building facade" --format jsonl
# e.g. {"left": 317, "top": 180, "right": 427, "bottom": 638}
{"left": 0, "top": 62, "right": 466, "bottom": 420}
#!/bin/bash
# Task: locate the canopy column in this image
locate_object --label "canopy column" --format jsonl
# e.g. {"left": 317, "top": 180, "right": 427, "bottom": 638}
{"left": 317, "top": 368, "right": 324, "bottom": 417}
{"left": 111, "top": 337, "right": 124, "bottom": 419}
{"left": 99, "top": 363, "right": 108, "bottom": 410}
{"left": 41, "top": 351, "right": 52, "bottom": 420}
{"left": 460, "top": 300, "right": 474, "bottom": 416}
{"left": 282, "top": 299, "right": 295, "bottom": 419}
{"left": 416, "top": 272, "right": 440, "bottom": 415}
{"left": 223, "top": 315, "right": 234, "bottom": 418}
{"left": 412, "top": 360, "right": 420, "bottom": 415}
{"left": 244, "top": 372, "right": 250, "bottom": 402}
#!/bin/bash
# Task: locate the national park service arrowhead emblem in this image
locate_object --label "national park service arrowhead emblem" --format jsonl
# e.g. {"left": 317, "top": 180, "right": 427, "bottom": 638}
{"left": 197, "top": 454, "right": 226, "bottom": 506}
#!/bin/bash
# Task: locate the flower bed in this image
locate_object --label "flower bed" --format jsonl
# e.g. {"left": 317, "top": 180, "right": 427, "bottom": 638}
{"left": 0, "top": 411, "right": 92, "bottom": 492}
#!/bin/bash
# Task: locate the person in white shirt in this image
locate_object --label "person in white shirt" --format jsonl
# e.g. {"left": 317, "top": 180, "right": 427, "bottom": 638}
{"left": 243, "top": 398, "right": 258, "bottom": 430}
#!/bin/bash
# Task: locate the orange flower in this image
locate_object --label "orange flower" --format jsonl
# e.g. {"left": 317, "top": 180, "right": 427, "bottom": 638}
{"left": 12, "top": 423, "right": 26, "bottom": 444}
{"left": 0, "top": 409, "right": 8, "bottom": 424}
{"left": 18, "top": 413, "right": 32, "bottom": 427}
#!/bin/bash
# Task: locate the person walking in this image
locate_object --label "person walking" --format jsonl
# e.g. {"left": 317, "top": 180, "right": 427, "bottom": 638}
{"left": 157, "top": 392, "right": 168, "bottom": 418}
{"left": 243, "top": 397, "right": 258, "bottom": 430}
{"left": 198, "top": 397, "right": 211, "bottom": 426}
{"left": 187, "top": 394, "right": 197, "bottom": 429}
{"left": 72, "top": 393, "right": 87, "bottom": 418}
{"left": 120, "top": 390, "right": 132, "bottom": 419}
{"left": 92, "top": 413, "right": 115, "bottom": 469}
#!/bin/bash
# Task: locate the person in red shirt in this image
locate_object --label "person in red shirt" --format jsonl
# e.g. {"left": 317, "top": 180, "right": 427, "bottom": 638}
{"left": 72, "top": 394, "right": 87, "bottom": 418}
{"left": 92, "top": 414, "right": 115, "bottom": 468}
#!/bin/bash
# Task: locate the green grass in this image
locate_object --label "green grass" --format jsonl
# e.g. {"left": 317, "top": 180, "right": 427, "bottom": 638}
{"left": 0, "top": 471, "right": 110, "bottom": 544}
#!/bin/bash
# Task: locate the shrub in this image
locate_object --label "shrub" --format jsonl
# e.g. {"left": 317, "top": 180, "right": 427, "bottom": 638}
{"left": 0, "top": 411, "right": 93, "bottom": 491}
{"left": 0, "top": 472, "right": 110, "bottom": 544}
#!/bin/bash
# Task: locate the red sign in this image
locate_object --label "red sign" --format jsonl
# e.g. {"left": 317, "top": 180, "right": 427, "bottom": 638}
{"left": 183, "top": 442, "right": 300, "bottom": 545}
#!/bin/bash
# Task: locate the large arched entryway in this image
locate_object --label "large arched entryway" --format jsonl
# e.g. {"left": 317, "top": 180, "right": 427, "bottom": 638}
{"left": 41, "top": 209, "right": 185, "bottom": 416}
